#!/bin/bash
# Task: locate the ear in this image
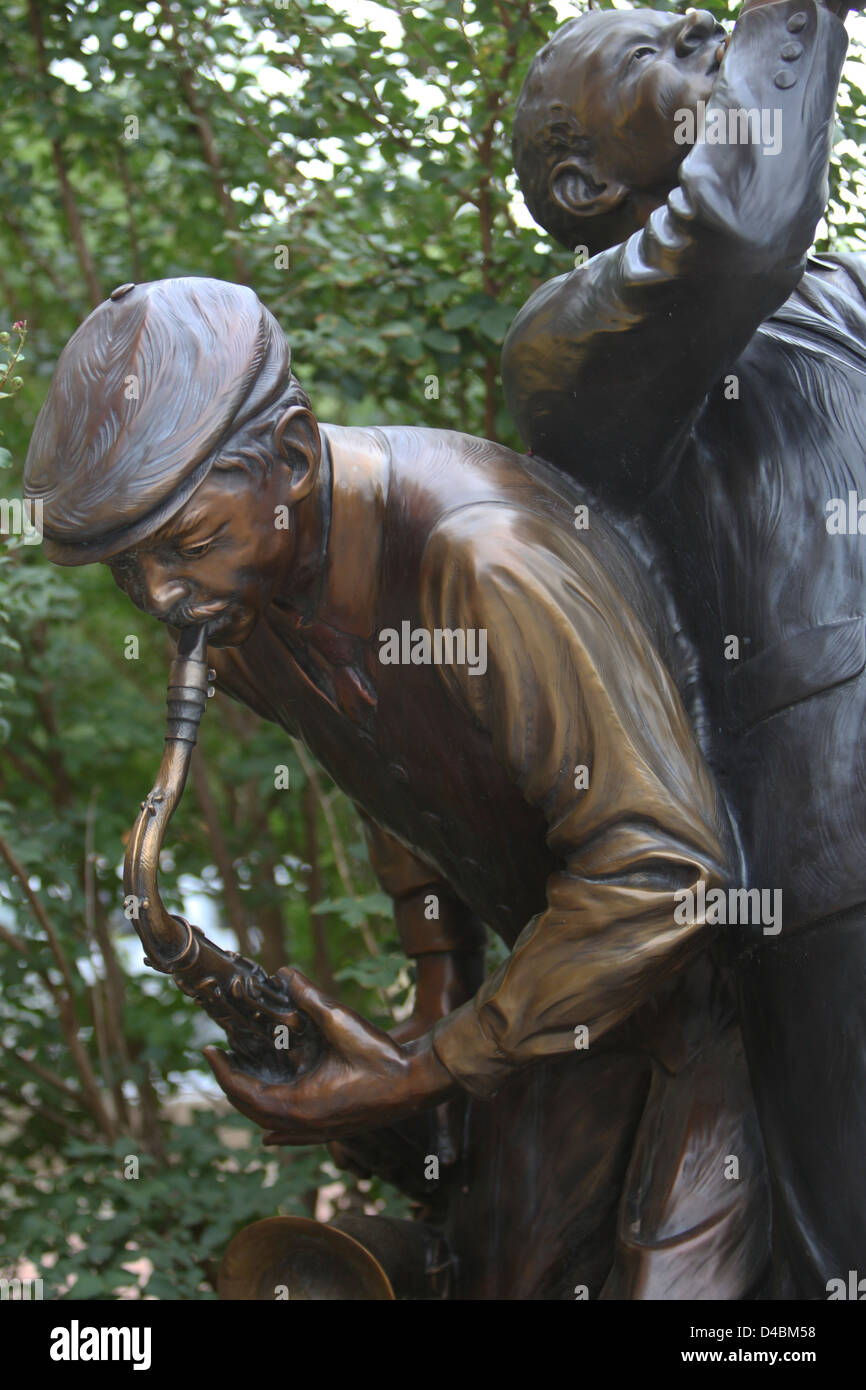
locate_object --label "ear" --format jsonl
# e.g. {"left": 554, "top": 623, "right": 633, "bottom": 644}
{"left": 274, "top": 405, "right": 321, "bottom": 504}
{"left": 550, "top": 156, "right": 628, "bottom": 221}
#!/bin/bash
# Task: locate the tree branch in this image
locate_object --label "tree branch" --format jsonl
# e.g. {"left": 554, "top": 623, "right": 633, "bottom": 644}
{"left": 0, "top": 832, "right": 114, "bottom": 1137}
{"left": 27, "top": 0, "right": 102, "bottom": 306}
{"left": 160, "top": 1, "right": 250, "bottom": 285}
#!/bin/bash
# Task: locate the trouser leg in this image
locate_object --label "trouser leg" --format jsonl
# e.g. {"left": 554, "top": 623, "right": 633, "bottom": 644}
{"left": 737, "top": 904, "right": 866, "bottom": 1298}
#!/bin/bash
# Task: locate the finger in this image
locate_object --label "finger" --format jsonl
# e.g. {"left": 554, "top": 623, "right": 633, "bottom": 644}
{"left": 275, "top": 967, "right": 351, "bottom": 1045}
{"left": 277, "top": 966, "right": 388, "bottom": 1055}
{"left": 203, "top": 1046, "right": 278, "bottom": 1124}
{"left": 276, "top": 966, "right": 330, "bottom": 1008}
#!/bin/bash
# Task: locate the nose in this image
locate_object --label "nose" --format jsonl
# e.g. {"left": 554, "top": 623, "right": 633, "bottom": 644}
{"left": 674, "top": 9, "right": 720, "bottom": 56}
{"left": 138, "top": 554, "right": 188, "bottom": 618}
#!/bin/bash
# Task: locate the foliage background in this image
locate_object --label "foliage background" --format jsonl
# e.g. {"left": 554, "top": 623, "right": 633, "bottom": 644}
{"left": 0, "top": 0, "right": 863, "bottom": 1298}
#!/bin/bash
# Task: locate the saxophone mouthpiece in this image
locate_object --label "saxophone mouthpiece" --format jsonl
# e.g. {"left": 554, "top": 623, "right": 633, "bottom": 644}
{"left": 166, "top": 624, "right": 210, "bottom": 746}
{"left": 177, "top": 622, "right": 209, "bottom": 659}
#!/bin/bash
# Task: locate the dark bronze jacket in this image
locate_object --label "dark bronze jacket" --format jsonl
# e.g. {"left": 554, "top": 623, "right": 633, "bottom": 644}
{"left": 502, "top": 0, "right": 859, "bottom": 932}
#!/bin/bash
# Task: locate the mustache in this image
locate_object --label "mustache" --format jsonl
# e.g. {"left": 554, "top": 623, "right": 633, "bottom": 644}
{"left": 161, "top": 599, "right": 233, "bottom": 631}
{"left": 108, "top": 558, "right": 238, "bottom": 633}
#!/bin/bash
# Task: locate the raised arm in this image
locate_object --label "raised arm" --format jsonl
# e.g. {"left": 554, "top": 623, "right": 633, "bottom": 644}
{"left": 503, "top": 0, "right": 848, "bottom": 502}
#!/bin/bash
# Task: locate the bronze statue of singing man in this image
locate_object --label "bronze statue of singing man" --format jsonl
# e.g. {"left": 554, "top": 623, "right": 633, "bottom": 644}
{"left": 24, "top": 276, "right": 768, "bottom": 1299}
{"left": 504, "top": 0, "right": 862, "bottom": 1297}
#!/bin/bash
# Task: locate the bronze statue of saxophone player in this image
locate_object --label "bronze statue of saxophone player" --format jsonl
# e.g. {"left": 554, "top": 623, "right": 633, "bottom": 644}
{"left": 24, "top": 275, "right": 770, "bottom": 1299}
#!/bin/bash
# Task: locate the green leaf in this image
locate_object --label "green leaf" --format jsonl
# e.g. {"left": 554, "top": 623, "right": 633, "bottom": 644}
{"left": 64, "top": 1272, "right": 109, "bottom": 1300}
{"left": 336, "top": 951, "right": 407, "bottom": 991}
{"left": 422, "top": 328, "right": 461, "bottom": 353}
{"left": 478, "top": 303, "right": 516, "bottom": 343}
{"left": 312, "top": 891, "right": 393, "bottom": 925}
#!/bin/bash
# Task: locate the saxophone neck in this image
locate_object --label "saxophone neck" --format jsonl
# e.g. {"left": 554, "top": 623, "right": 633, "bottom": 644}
{"left": 123, "top": 624, "right": 211, "bottom": 967}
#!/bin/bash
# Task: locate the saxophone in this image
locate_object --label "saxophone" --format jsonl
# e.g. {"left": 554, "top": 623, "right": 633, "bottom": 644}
{"left": 123, "top": 625, "right": 319, "bottom": 1082}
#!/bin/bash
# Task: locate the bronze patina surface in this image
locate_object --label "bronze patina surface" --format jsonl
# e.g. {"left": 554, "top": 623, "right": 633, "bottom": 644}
{"left": 25, "top": 274, "right": 768, "bottom": 1298}
{"left": 504, "top": 0, "right": 864, "bottom": 1296}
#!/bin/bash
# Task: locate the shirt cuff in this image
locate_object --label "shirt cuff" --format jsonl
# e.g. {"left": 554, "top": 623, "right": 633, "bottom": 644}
{"left": 431, "top": 1002, "right": 515, "bottom": 1100}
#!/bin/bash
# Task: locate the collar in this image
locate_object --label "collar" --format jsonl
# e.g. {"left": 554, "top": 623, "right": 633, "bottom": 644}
{"left": 316, "top": 423, "right": 390, "bottom": 640}
{"left": 261, "top": 425, "right": 391, "bottom": 730}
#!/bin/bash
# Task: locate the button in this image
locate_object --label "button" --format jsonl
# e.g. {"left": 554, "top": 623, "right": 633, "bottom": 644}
{"left": 786, "top": 12, "right": 807, "bottom": 31}
{"left": 110, "top": 282, "right": 136, "bottom": 300}
{"left": 774, "top": 69, "right": 796, "bottom": 89}
{"left": 780, "top": 41, "right": 803, "bottom": 60}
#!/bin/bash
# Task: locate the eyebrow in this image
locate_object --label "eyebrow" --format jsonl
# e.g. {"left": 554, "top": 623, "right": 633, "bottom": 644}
{"left": 158, "top": 515, "right": 228, "bottom": 548}
{"left": 177, "top": 519, "right": 229, "bottom": 546}
{"left": 620, "top": 31, "right": 658, "bottom": 55}
{"left": 615, "top": 31, "right": 661, "bottom": 75}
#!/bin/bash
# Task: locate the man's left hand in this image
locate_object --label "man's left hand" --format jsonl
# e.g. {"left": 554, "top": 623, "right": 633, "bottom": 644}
{"left": 204, "top": 968, "right": 456, "bottom": 1145}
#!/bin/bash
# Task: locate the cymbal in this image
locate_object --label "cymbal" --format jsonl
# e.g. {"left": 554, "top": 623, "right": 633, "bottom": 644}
{"left": 217, "top": 1216, "right": 395, "bottom": 1301}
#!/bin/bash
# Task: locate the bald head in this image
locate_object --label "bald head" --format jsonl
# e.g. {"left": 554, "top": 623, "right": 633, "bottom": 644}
{"left": 513, "top": 8, "right": 726, "bottom": 253}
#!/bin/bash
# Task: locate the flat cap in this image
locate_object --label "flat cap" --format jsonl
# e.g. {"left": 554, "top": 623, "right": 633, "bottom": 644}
{"left": 24, "top": 277, "right": 291, "bottom": 564}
